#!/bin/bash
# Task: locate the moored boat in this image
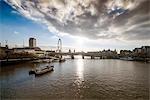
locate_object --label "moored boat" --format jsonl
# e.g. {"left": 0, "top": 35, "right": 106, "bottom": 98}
{"left": 42, "top": 59, "right": 52, "bottom": 63}
{"left": 35, "top": 66, "right": 54, "bottom": 75}
{"left": 120, "top": 57, "right": 134, "bottom": 61}
{"left": 29, "top": 65, "right": 54, "bottom": 75}
{"left": 32, "top": 59, "right": 43, "bottom": 63}
{"left": 59, "top": 58, "right": 66, "bottom": 62}
{"left": 52, "top": 58, "right": 59, "bottom": 62}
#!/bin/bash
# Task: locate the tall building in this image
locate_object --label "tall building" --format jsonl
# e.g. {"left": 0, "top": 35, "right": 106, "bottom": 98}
{"left": 29, "top": 38, "right": 36, "bottom": 48}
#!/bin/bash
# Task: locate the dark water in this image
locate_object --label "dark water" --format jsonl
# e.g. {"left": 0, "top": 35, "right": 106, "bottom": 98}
{"left": 0, "top": 58, "right": 149, "bottom": 100}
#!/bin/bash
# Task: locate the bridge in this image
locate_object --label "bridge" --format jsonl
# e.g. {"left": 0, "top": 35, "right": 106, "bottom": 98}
{"left": 46, "top": 52, "right": 118, "bottom": 59}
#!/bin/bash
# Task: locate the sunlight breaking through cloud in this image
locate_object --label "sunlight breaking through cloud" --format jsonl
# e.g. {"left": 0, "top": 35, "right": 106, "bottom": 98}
{"left": 4, "top": 0, "right": 150, "bottom": 40}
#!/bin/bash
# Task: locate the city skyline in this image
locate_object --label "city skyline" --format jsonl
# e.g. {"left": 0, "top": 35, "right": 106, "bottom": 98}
{"left": 0, "top": 0, "right": 150, "bottom": 51}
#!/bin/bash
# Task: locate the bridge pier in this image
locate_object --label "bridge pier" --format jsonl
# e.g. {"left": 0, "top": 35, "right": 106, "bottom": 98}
{"left": 71, "top": 55, "right": 74, "bottom": 59}
{"left": 82, "top": 55, "right": 84, "bottom": 59}
{"left": 99, "top": 56, "right": 102, "bottom": 59}
{"left": 91, "top": 56, "right": 94, "bottom": 59}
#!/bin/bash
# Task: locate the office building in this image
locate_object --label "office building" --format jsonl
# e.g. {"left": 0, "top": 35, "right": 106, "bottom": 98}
{"left": 29, "top": 38, "right": 36, "bottom": 48}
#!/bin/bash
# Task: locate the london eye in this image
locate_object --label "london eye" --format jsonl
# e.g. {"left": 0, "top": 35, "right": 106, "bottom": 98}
{"left": 56, "top": 38, "right": 62, "bottom": 53}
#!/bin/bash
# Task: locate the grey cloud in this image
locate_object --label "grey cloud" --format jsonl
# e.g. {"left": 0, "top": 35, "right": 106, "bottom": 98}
{"left": 123, "top": 28, "right": 150, "bottom": 40}
{"left": 4, "top": 0, "right": 150, "bottom": 40}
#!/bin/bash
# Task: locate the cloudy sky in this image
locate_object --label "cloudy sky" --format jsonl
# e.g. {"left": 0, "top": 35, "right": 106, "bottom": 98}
{"left": 0, "top": 0, "right": 150, "bottom": 51}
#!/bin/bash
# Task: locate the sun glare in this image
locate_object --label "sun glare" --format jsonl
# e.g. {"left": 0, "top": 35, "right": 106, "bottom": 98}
{"left": 75, "top": 37, "right": 85, "bottom": 51}
{"left": 77, "top": 37, "right": 84, "bottom": 45}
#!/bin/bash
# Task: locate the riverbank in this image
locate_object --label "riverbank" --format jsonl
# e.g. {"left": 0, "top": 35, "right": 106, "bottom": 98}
{"left": 1, "top": 57, "right": 150, "bottom": 66}
{"left": 0, "top": 58, "right": 37, "bottom": 66}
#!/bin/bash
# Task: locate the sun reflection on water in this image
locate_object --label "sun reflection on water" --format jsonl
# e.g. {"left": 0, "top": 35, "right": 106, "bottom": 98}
{"left": 76, "top": 59, "right": 84, "bottom": 80}
{"left": 74, "top": 59, "right": 85, "bottom": 88}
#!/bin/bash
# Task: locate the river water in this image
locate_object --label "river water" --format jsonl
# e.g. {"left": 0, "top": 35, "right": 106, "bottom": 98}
{"left": 0, "top": 58, "right": 149, "bottom": 100}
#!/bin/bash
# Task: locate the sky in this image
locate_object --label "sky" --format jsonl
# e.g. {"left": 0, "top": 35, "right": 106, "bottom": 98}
{"left": 0, "top": 0, "right": 150, "bottom": 52}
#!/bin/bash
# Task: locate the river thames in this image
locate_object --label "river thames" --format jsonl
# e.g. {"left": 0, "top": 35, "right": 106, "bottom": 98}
{"left": 0, "top": 58, "right": 149, "bottom": 100}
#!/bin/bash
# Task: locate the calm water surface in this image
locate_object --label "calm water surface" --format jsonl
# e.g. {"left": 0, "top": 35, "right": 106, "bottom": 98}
{"left": 0, "top": 58, "right": 149, "bottom": 100}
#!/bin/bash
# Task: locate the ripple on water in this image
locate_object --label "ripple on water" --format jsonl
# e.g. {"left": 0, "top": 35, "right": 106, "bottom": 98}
{"left": 0, "top": 59, "right": 149, "bottom": 100}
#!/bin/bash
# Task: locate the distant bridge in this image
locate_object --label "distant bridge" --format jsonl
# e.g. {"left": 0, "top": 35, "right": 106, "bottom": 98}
{"left": 47, "top": 52, "right": 118, "bottom": 59}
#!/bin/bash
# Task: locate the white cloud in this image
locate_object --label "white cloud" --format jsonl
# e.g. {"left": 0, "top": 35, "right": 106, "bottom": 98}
{"left": 11, "top": 10, "right": 19, "bottom": 15}
{"left": 14, "top": 31, "right": 20, "bottom": 35}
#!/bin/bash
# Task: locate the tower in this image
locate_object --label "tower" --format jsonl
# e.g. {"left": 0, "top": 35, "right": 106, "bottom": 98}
{"left": 29, "top": 38, "right": 36, "bottom": 48}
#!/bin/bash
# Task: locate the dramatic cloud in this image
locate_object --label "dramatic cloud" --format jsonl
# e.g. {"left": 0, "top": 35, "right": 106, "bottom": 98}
{"left": 4, "top": 0, "right": 150, "bottom": 40}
